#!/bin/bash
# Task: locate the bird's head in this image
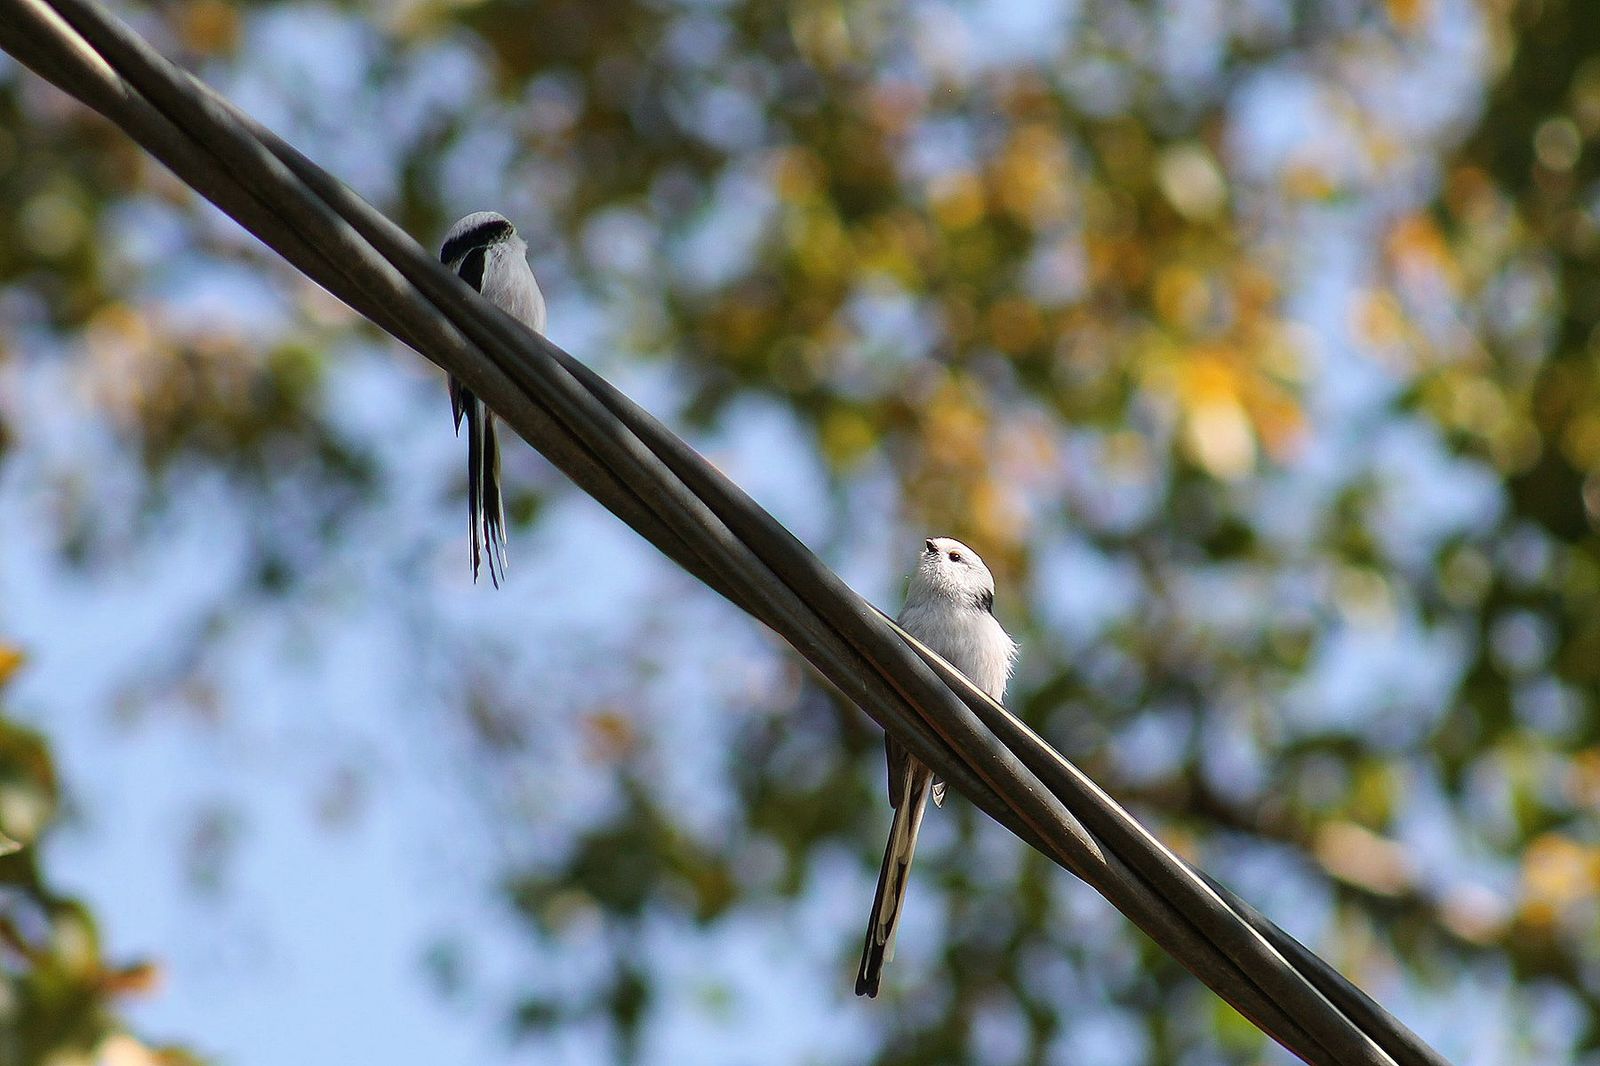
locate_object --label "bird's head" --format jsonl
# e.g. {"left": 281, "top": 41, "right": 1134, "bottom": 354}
{"left": 440, "top": 210, "right": 524, "bottom": 268}
{"left": 907, "top": 536, "right": 997, "bottom": 612}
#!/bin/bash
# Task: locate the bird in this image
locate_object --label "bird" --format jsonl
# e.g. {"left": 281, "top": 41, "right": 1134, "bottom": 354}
{"left": 439, "top": 211, "right": 547, "bottom": 587}
{"left": 856, "top": 536, "right": 1018, "bottom": 998}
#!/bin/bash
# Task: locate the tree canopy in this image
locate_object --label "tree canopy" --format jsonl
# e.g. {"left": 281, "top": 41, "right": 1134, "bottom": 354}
{"left": 3, "top": 0, "right": 1600, "bottom": 1063}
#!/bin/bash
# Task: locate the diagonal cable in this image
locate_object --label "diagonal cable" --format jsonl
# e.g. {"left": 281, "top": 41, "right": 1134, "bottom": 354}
{"left": 0, "top": 3, "right": 1451, "bottom": 1063}
{"left": 0, "top": 4, "right": 1420, "bottom": 1056}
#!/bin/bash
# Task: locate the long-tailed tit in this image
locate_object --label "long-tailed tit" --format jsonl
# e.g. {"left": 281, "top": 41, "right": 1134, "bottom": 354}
{"left": 856, "top": 536, "right": 1018, "bottom": 997}
{"left": 439, "top": 211, "right": 547, "bottom": 586}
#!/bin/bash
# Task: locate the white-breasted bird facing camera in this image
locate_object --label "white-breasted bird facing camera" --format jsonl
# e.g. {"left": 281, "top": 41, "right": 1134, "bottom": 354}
{"left": 439, "top": 211, "right": 547, "bottom": 586}
{"left": 857, "top": 536, "right": 1018, "bottom": 997}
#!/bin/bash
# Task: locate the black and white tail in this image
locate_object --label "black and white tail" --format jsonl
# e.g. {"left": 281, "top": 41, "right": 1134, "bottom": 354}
{"left": 450, "top": 375, "right": 508, "bottom": 587}
{"left": 856, "top": 760, "right": 934, "bottom": 997}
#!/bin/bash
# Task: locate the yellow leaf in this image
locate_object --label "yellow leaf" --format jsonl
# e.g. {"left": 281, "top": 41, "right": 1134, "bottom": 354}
{"left": 928, "top": 171, "right": 985, "bottom": 231}
{"left": 177, "top": 0, "right": 240, "bottom": 55}
{"left": 583, "top": 710, "right": 637, "bottom": 764}
{"left": 1522, "top": 832, "right": 1598, "bottom": 910}
{"left": 0, "top": 644, "right": 23, "bottom": 689}
{"left": 1385, "top": 0, "right": 1428, "bottom": 29}
{"left": 986, "top": 297, "right": 1042, "bottom": 353}
{"left": 1314, "top": 822, "right": 1415, "bottom": 895}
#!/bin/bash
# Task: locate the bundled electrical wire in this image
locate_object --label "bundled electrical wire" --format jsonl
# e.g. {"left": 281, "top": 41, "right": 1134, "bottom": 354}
{"left": 0, "top": 3, "right": 1450, "bottom": 1063}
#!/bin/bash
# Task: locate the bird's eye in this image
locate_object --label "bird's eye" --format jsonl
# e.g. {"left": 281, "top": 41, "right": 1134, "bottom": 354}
{"left": 948, "top": 551, "right": 961, "bottom": 562}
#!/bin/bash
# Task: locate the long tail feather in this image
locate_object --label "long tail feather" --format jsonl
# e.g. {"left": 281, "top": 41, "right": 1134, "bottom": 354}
{"left": 451, "top": 375, "right": 510, "bottom": 586}
{"left": 856, "top": 760, "right": 934, "bottom": 997}
{"left": 463, "top": 383, "right": 485, "bottom": 583}
{"left": 482, "top": 411, "right": 508, "bottom": 587}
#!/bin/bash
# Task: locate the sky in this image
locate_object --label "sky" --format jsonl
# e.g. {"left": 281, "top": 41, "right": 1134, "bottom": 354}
{"left": 0, "top": 0, "right": 1576, "bottom": 1064}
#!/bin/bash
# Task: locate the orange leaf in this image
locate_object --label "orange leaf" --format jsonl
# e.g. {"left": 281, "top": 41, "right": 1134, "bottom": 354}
{"left": 0, "top": 644, "right": 24, "bottom": 689}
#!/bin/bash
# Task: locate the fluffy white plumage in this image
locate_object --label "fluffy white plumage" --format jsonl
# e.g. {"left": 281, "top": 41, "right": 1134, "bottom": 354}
{"left": 898, "top": 537, "right": 1017, "bottom": 701}
{"left": 439, "top": 211, "right": 546, "bottom": 587}
{"left": 857, "top": 537, "right": 1018, "bottom": 997}
{"left": 441, "top": 211, "right": 546, "bottom": 332}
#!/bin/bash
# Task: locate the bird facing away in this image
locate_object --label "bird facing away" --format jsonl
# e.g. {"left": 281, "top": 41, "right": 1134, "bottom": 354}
{"left": 439, "top": 211, "right": 547, "bottom": 586}
{"left": 857, "top": 536, "right": 1018, "bottom": 998}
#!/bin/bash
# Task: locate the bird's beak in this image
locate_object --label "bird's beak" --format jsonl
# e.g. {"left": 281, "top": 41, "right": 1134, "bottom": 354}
{"left": 924, "top": 539, "right": 936, "bottom": 553}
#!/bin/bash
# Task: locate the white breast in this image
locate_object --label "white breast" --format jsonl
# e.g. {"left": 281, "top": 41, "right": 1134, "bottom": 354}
{"left": 897, "top": 599, "right": 1016, "bottom": 701}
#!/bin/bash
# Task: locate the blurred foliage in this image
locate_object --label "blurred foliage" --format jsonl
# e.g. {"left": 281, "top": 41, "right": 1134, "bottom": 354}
{"left": 0, "top": 646, "right": 198, "bottom": 1066}
{"left": 6, "top": 0, "right": 1600, "bottom": 1063}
